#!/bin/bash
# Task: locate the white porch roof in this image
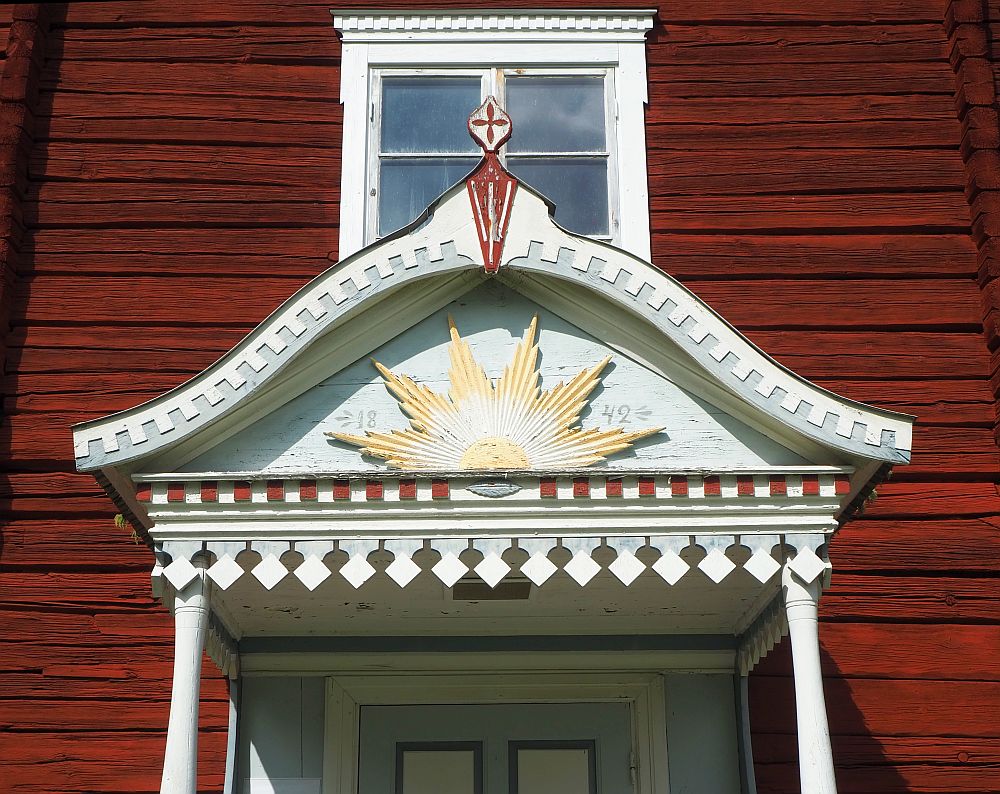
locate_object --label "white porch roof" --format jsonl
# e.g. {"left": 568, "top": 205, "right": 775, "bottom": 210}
{"left": 70, "top": 100, "right": 911, "bottom": 676}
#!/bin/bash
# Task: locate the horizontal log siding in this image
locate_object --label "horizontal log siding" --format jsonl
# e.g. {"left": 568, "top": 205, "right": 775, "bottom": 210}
{"left": 0, "top": 2, "right": 996, "bottom": 793}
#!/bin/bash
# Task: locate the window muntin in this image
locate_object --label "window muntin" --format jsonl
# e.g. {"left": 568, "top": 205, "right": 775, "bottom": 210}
{"left": 369, "top": 68, "right": 617, "bottom": 242}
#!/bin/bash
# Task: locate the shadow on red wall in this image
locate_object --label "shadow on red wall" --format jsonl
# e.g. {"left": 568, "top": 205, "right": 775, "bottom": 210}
{"left": 749, "top": 637, "right": 909, "bottom": 794}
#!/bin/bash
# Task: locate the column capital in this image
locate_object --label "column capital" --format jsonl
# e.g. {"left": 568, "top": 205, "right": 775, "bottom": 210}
{"left": 782, "top": 562, "right": 824, "bottom": 613}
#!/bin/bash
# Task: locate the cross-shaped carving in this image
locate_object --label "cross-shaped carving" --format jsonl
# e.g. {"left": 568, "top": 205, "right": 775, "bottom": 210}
{"left": 468, "top": 95, "right": 512, "bottom": 153}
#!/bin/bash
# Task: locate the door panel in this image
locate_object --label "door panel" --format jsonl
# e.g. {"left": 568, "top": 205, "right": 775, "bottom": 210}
{"left": 359, "top": 703, "right": 633, "bottom": 794}
{"left": 510, "top": 741, "right": 597, "bottom": 794}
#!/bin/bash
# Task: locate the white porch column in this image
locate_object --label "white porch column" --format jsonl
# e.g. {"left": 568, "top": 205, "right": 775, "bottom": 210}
{"left": 160, "top": 568, "right": 210, "bottom": 794}
{"left": 782, "top": 564, "right": 838, "bottom": 794}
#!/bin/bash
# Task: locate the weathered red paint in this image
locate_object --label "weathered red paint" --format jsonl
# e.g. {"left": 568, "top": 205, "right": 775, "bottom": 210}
{"left": 431, "top": 479, "right": 450, "bottom": 499}
{"left": 398, "top": 479, "right": 416, "bottom": 500}
{"left": 0, "top": 3, "right": 997, "bottom": 793}
{"left": 166, "top": 482, "right": 184, "bottom": 502}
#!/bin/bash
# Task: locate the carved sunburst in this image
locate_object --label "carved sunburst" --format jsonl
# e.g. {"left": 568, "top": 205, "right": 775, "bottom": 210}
{"left": 327, "top": 316, "right": 661, "bottom": 470}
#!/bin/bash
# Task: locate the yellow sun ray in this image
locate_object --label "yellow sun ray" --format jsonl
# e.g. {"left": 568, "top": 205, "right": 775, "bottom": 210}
{"left": 326, "top": 316, "right": 662, "bottom": 470}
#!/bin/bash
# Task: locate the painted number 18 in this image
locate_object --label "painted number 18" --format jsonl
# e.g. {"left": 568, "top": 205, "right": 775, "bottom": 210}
{"left": 336, "top": 411, "right": 378, "bottom": 429}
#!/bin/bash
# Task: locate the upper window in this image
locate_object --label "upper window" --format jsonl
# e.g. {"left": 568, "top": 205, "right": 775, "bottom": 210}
{"left": 334, "top": 9, "right": 655, "bottom": 260}
{"left": 373, "top": 69, "right": 615, "bottom": 240}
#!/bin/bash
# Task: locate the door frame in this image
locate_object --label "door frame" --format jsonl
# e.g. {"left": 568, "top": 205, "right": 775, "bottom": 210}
{"left": 322, "top": 671, "right": 670, "bottom": 794}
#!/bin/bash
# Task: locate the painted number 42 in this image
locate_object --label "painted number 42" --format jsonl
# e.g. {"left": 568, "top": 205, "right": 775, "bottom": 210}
{"left": 600, "top": 405, "right": 652, "bottom": 425}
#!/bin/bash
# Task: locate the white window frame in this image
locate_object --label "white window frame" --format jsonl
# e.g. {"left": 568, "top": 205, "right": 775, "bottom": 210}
{"left": 333, "top": 9, "right": 656, "bottom": 261}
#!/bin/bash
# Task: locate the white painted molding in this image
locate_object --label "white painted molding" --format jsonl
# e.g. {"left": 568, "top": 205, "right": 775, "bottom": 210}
{"left": 332, "top": 9, "right": 657, "bottom": 42}
{"left": 332, "top": 8, "right": 655, "bottom": 260}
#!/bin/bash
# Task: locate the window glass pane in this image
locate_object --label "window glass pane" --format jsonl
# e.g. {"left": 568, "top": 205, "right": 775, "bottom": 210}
{"left": 379, "top": 157, "right": 479, "bottom": 236}
{"left": 514, "top": 747, "right": 594, "bottom": 794}
{"left": 506, "top": 77, "right": 605, "bottom": 153}
{"left": 398, "top": 745, "right": 481, "bottom": 794}
{"left": 382, "top": 77, "right": 482, "bottom": 154}
{"left": 507, "top": 157, "right": 609, "bottom": 236}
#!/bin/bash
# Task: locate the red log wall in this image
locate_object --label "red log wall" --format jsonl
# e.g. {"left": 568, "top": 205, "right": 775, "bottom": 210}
{"left": 0, "top": 2, "right": 997, "bottom": 793}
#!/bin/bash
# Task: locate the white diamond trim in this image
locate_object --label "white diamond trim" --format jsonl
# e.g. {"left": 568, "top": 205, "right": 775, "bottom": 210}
{"left": 609, "top": 550, "right": 646, "bottom": 586}
{"left": 340, "top": 554, "right": 377, "bottom": 589}
{"left": 744, "top": 549, "right": 781, "bottom": 584}
{"left": 251, "top": 554, "right": 288, "bottom": 590}
{"left": 155, "top": 533, "right": 831, "bottom": 591}
{"left": 293, "top": 555, "right": 332, "bottom": 591}
{"left": 386, "top": 555, "right": 422, "bottom": 588}
{"left": 520, "top": 553, "right": 558, "bottom": 586}
{"left": 651, "top": 551, "right": 688, "bottom": 586}
{"left": 162, "top": 557, "right": 199, "bottom": 590}
{"left": 475, "top": 553, "right": 512, "bottom": 588}
{"left": 432, "top": 552, "right": 469, "bottom": 588}
{"left": 698, "top": 548, "right": 737, "bottom": 584}
{"left": 787, "top": 547, "right": 828, "bottom": 584}
{"left": 207, "top": 554, "right": 244, "bottom": 590}
{"left": 564, "top": 551, "right": 602, "bottom": 586}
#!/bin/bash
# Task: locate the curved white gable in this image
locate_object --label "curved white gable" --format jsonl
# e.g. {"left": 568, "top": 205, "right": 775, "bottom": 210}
{"left": 72, "top": 180, "right": 912, "bottom": 472}
{"left": 180, "top": 282, "right": 810, "bottom": 474}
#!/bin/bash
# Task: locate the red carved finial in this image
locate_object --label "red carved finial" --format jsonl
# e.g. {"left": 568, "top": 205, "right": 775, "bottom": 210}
{"left": 468, "top": 96, "right": 512, "bottom": 152}
{"left": 466, "top": 96, "right": 518, "bottom": 274}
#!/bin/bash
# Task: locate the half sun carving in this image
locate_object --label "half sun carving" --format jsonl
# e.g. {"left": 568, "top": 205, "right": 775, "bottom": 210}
{"left": 327, "top": 316, "right": 662, "bottom": 470}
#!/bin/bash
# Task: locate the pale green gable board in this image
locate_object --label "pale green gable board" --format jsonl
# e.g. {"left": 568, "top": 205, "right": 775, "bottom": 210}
{"left": 184, "top": 283, "right": 806, "bottom": 474}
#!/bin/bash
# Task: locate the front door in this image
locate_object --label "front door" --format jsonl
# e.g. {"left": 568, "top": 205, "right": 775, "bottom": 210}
{"left": 359, "top": 703, "right": 634, "bottom": 794}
